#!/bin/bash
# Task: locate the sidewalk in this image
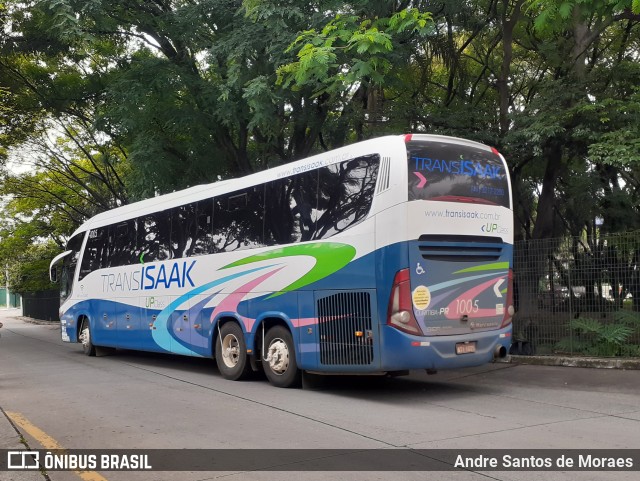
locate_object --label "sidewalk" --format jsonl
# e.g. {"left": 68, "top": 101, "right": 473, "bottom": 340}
{"left": 1, "top": 311, "right": 47, "bottom": 480}
{"left": 499, "top": 354, "right": 640, "bottom": 369}
{"left": 0, "top": 411, "right": 46, "bottom": 480}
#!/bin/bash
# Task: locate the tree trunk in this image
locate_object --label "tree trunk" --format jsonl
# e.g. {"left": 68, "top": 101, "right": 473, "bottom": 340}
{"left": 498, "top": 0, "right": 525, "bottom": 136}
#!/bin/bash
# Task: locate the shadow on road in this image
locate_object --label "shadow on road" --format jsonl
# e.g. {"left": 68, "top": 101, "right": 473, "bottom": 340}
{"left": 81, "top": 347, "right": 506, "bottom": 402}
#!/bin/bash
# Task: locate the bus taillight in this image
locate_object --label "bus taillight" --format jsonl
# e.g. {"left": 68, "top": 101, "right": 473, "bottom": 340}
{"left": 387, "top": 269, "right": 423, "bottom": 335}
{"left": 501, "top": 269, "right": 514, "bottom": 328}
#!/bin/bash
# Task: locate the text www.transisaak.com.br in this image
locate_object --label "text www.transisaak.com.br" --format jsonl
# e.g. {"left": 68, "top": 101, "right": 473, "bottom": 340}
{"left": 425, "top": 210, "right": 501, "bottom": 220}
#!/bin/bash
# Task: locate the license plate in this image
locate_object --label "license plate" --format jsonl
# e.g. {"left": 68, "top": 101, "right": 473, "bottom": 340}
{"left": 456, "top": 342, "right": 476, "bottom": 354}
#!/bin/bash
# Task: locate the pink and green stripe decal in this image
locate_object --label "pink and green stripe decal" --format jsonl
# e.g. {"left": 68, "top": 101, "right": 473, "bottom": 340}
{"left": 453, "top": 262, "right": 509, "bottom": 274}
{"left": 221, "top": 243, "right": 356, "bottom": 298}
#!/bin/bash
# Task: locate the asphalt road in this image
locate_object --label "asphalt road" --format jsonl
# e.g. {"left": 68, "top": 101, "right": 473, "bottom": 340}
{"left": 1, "top": 310, "right": 639, "bottom": 481}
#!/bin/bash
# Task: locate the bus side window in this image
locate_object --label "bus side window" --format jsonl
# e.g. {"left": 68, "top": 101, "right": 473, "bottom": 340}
{"left": 191, "top": 199, "right": 213, "bottom": 256}
{"left": 292, "top": 170, "right": 320, "bottom": 241}
{"left": 264, "top": 170, "right": 318, "bottom": 245}
{"left": 156, "top": 210, "right": 171, "bottom": 260}
{"left": 110, "top": 221, "right": 135, "bottom": 267}
{"left": 213, "top": 186, "right": 265, "bottom": 252}
{"left": 315, "top": 154, "right": 379, "bottom": 239}
{"left": 138, "top": 213, "right": 170, "bottom": 263}
{"left": 79, "top": 228, "right": 107, "bottom": 280}
{"left": 264, "top": 179, "right": 290, "bottom": 245}
{"left": 171, "top": 203, "right": 197, "bottom": 259}
{"left": 138, "top": 216, "right": 155, "bottom": 263}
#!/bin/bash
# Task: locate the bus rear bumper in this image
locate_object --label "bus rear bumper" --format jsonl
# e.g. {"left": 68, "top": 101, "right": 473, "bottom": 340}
{"left": 379, "top": 325, "right": 512, "bottom": 371}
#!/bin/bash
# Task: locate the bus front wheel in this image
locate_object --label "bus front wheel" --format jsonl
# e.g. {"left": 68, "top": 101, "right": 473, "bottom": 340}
{"left": 215, "top": 322, "right": 251, "bottom": 381}
{"left": 263, "top": 326, "right": 301, "bottom": 388}
{"left": 79, "top": 318, "right": 96, "bottom": 356}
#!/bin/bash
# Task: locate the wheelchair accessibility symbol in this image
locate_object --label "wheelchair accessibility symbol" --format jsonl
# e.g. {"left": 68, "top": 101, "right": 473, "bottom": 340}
{"left": 416, "top": 263, "right": 425, "bottom": 275}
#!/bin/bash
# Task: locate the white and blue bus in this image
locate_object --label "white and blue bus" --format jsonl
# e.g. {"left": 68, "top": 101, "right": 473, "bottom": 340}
{"left": 50, "top": 134, "right": 514, "bottom": 387}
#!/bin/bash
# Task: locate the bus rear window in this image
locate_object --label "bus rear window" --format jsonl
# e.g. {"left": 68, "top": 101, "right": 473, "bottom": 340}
{"left": 407, "top": 140, "right": 509, "bottom": 208}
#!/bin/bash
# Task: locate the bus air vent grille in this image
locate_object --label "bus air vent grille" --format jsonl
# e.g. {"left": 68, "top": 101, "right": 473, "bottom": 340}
{"left": 375, "top": 156, "right": 391, "bottom": 194}
{"left": 317, "top": 291, "right": 374, "bottom": 366}
{"left": 417, "top": 235, "right": 504, "bottom": 262}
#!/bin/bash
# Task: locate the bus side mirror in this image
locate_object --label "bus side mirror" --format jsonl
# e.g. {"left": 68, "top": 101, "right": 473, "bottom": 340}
{"left": 50, "top": 267, "right": 58, "bottom": 283}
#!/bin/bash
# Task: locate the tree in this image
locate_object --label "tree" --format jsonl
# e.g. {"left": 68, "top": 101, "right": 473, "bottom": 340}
{"left": 512, "top": 0, "right": 640, "bottom": 239}
{"left": 2, "top": 0, "right": 640, "bottom": 246}
{"left": 5, "top": 242, "right": 59, "bottom": 293}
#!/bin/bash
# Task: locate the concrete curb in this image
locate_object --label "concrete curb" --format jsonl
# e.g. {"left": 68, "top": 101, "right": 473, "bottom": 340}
{"left": 498, "top": 354, "right": 640, "bottom": 370}
{"left": 15, "top": 316, "right": 59, "bottom": 326}
{"left": 0, "top": 410, "right": 46, "bottom": 480}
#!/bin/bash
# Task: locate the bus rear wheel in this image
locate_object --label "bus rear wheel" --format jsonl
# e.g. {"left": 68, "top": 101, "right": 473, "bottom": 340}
{"left": 79, "top": 318, "right": 96, "bottom": 356}
{"left": 263, "top": 326, "right": 301, "bottom": 388}
{"left": 215, "top": 322, "right": 251, "bottom": 381}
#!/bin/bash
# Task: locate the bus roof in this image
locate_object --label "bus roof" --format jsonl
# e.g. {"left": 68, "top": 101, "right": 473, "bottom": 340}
{"left": 407, "top": 134, "right": 494, "bottom": 152}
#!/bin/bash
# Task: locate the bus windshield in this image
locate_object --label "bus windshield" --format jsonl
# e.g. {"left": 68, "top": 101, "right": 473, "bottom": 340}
{"left": 60, "top": 234, "right": 83, "bottom": 303}
{"left": 407, "top": 139, "right": 509, "bottom": 208}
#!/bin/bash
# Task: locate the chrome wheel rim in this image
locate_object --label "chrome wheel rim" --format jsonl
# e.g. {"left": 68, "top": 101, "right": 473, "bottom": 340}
{"left": 221, "top": 333, "right": 241, "bottom": 368}
{"left": 266, "top": 338, "right": 289, "bottom": 375}
{"left": 80, "top": 324, "right": 90, "bottom": 348}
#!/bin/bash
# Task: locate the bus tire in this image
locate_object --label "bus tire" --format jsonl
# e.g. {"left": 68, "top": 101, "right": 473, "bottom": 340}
{"left": 79, "top": 318, "right": 96, "bottom": 357}
{"left": 263, "top": 326, "right": 301, "bottom": 388}
{"left": 215, "top": 322, "right": 251, "bottom": 381}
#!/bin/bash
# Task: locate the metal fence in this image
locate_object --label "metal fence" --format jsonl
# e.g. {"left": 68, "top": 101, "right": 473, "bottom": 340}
{"left": 0, "top": 288, "right": 21, "bottom": 308}
{"left": 21, "top": 290, "right": 60, "bottom": 322}
{"left": 512, "top": 234, "right": 640, "bottom": 357}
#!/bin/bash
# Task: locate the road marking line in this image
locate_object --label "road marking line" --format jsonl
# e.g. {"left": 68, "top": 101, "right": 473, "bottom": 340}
{"left": 6, "top": 411, "right": 110, "bottom": 481}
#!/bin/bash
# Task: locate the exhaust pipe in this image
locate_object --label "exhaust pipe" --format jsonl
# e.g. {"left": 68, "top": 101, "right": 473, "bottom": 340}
{"left": 493, "top": 345, "right": 507, "bottom": 359}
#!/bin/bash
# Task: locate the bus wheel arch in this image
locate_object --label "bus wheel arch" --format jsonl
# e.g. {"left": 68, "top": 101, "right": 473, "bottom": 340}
{"left": 78, "top": 316, "right": 96, "bottom": 357}
{"left": 258, "top": 320, "right": 301, "bottom": 388}
{"left": 214, "top": 318, "right": 251, "bottom": 381}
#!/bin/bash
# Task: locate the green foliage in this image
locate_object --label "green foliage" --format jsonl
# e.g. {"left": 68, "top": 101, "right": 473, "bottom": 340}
{"left": 528, "top": 0, "right": 638, "bottom": 32}
{"left": 0, "top": 125, "right": 130, "bottom": 292}
{"left": 6, "top": 241, "right": 60, "bottom": 293}
{"left": 556, "top": 313, "right": 640, "bottom": 357}
{"left": 277, "top": 9, "right": 432, "bottom": 96}
{"left": 586, "top": 88, "right": 640, "bottom": 167}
